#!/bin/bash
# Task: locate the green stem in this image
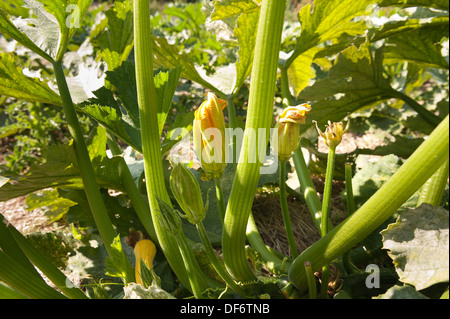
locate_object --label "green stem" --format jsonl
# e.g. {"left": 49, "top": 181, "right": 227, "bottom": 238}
{"left": 280, "top": 61, "right": 322, "bottom": 231}
{"left": 52, "top": 60, "right": 134, "bottom": 283}
{"left": 288, "top": 115, "right": 450, "bottom": 292}
{"left": 134, "top": 0, "right": 202, "bottom": 290}
{"left": 53, "top": 61, "right": 115, "bottom": 252}
{"left": 106, "top": 132, "right": 122, "bottom": 156}
{"left": 344, "top": 162, "right": 356, "bottom": 216}
{"left": 279, "top": 160, "right": 299, "bottom": 258}
{"left": 174, "top": 235, "right": 203, "bottom": 299}
{"left": 280, "top": 67, "right": 292, "bottom": 108}
{"left": 321, "top": 146, "right": 335, "bottom": 237}
{"left": 215, "top": 177, "right": 226, "bottom": 223}
{"left": 222, "top": 0, "right": 287, "bottom": 283}
{"left": 319, "top": 146, "right": 335, "bottom": 299}
{"left": 117, "top": 158, "right": 157, "bottom": 242}
{"left": 196, "top": 223, "right": 248, "bottom": 296}
{"left": 418, "top": 159, "right": 449, "bottom": 207}
{"left": 342, "top": 162, "right": 356, "bottom": 274}
{"left": 246, "top": 213, "right": 288, "bottom": 274}
{"left": 304, "top": 261, "right": 317, "bottom": 299}
{"left": 389, "top": 89, "right": 441, "bottom": 127}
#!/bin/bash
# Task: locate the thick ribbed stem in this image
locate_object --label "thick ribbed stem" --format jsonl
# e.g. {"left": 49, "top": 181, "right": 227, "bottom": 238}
{"left": 222, "top": 0, "right": 287, "bottom": 283}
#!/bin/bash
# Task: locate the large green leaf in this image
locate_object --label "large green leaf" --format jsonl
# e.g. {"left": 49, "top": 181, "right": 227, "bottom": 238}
{"left": 0, "top": 52, "right": 62, "bottom": 105}
{"left": 383, "top": 24, "right": 449, "bottom": 69}
{"left": 287, "top": 0, "right": 377, "bottom": 66}
{"left": 0, "top": 0, "right": 28, "bottom": 17}
{"left": 299, "top": 44, "right": 394, "bottom": 128}
{"left": 0, "top": 126, "right": 125, "bottom": 201}
{"left": 151, "top": 35, "right": 225, "bottom": 97}
{"left": 0, "top": 143, "right": 82, "bottom": 201}
{"left": 381, "top": 204, "right": 449, "bottom": 290}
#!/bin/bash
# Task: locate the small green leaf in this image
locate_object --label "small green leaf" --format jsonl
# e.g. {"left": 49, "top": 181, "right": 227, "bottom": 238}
{"left": 154, "top": 66, "right": 182, "bottom": 136}
{"left": 381, "top": 204, "right": 449, "bottom": 290}
{"left": 233, "top": 8, "right": 259, "bottom": 93}
{"left": 12, "top": 0, "right": 61, "bottom": 59}
{"left": 105, "top": 235, "right": 132, "bottom": 282}
{"left": 96, "top": 0, "right": 133, "bottom": 70}
{"left": 286, "top": 47, "right": 319, "bottom": 98}
{"left": 30, "top": 0, "right": 93, "bottom": 60}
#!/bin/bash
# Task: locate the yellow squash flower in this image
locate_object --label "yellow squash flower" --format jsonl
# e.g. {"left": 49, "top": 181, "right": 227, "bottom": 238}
{"left": 193, "top": 93, "right": 228, "bottom": 178}
{"left": 274, "top": 104, "right": 311, "bottom": 162}
{"left": 134, "top": 239, "right": 156, "bottom": 286}
{"left": 313, "top": 119, "right": 350, "bottom": 149}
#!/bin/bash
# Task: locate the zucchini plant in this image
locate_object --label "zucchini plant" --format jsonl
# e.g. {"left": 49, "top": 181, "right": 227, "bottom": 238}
{"left": 0, "top": 0, "right": 448, "bottom": 300}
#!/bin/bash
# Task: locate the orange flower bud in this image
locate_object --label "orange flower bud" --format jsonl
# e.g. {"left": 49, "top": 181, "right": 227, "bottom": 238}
{"left": 193, "top": 93, "right": 227, "bottom": 178}
{"left": 274, "top": 104, "right": 311, "bottom": 162}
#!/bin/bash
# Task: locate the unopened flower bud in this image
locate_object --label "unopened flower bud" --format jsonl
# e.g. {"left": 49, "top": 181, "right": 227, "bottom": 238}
{"left": 274, "top": 104, "right": 311, "bottom": 162}
{"left": 170, "top": 164, "right": 207, "bottom": 225}
{"left": 313, "top": 118, "right": 350, "bottom": 149}
{"left": 156, "top": 197, "right": 182, "bottom": 237}
{"left": 193, "top": 92, "right": 227, "bottom": 178}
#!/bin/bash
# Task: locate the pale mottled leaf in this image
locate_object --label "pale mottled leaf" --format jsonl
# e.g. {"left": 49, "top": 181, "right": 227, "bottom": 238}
{"left": 381, "top": 204, "right": 449, "bottom": 290}
{"left": 376, "top": 285, "right": 429, "bottom": 299}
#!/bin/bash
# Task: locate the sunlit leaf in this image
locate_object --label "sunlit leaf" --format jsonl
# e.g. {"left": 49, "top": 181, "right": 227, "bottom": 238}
{"left": 211, "top": 0, "right": 260, "bottom": 21}
{"left": 299, "top": 44, "right": 393, "bottom": 128}
{"left": 288, "top": 0, "right": 377, "bottom": 65}
{"left": 383, "top": 24, "right": 449, "bottom": 69}
{"left": 233, "top": 8, "right": 259, "bottom": 93}
{"left": 151, "top": 35, "right": 225, "bottom": 97}
{"left": 379, "top": 0, "right": 449, "bottom": 11}
{"left": 96, "top": 0, "right": 133, "bottom": 71}
{"left": 0, "top": 52, "right": 62, "bottom": 105}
